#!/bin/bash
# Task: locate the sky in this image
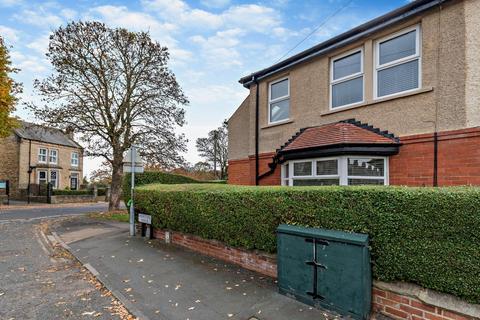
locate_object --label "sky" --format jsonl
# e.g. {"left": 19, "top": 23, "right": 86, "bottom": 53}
{"left": 0, "top": 0, "right": 409, "bottom": 177}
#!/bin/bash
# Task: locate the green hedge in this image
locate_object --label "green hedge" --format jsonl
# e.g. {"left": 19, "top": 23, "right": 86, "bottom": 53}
{"left": 53, "top": 189, "right": 92, "bottom": 196}
{"left": 123, "top": 171, "right": 225, "bottom": 201}
{"left": 134, "top": 183, "right": 480, "bottom": 303}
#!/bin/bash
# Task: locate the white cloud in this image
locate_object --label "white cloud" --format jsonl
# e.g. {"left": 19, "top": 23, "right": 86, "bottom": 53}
{"left": 89, "top": 5, "right": 192, "bottom": 65}
{"left": 201, "top": 0, "right": 230, "bottom": 9}
{"left": 26, "top": 33, "right": 50, "bottom": 55}
{"left": 10, "top": 51, "right": 48, "bottom": 73}
{"left": 143, "top": 0, "right": 281, "bottom": 33}
{"left": 14, "top": 8, "right": 63, "bottom": 28}
{"left": 0, "top": 0, "right": 22, "bottom": 7}
{"left": 0, "top": 25, "right": 20, "bottom": 44}
{"left": 190, "top": 28, "right": 245, "bottom": 67}
{"left": 60, "top": 8, "right": 77, "bottom": 20}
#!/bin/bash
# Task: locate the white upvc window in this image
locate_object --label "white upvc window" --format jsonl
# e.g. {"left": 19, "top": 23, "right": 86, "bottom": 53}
{"left": 268, "top": 77, "right": 290, "bottom": 124}
{"left": 330, "top": 48, "right": 364, "bottom": 109}
{"left": 38, "top": 170, "right": 47, "bottom": 184}
{"left": 282, "top": 156, "right": 388, "bottom": 186}
{"left": 49, "top": 149, "right": 58, "bottom": 164}
{"left": 374, "top": 24, "right": 421, "bottom": 99}
{"left": 50, "top": 170, "right": 59, "bottom": 189}
{"left": 38, "top": 148, "right": 47, "bottom": 163}
{"left": 71, "top": 152, "right": 79, "bottom": 167}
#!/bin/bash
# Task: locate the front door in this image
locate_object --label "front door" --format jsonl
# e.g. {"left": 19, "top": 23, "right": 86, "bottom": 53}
{"left": 70, "top": 175, "right": 78, "bottom": 190}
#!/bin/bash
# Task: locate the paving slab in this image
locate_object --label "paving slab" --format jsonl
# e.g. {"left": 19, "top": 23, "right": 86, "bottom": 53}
{"left": 53, "top": 218, "right": 340, "bottom": 320}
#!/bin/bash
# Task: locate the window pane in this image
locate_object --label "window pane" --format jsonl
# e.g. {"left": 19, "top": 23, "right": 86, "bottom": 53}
{"left": 378, "top": 60, "right": 418, "bottom": 97}
{"left": 316, "top": 159, "right": 338, "bottom": 175}
{"left": 293, "top": 162, "right": 312, "bottom": 176}
{"left": 39, "top": 172, "right": 46, "bottom": 179}
{"left": 293, "top": 179, "right": 340, "bottom": 186}
{"left": 270, "top": 79, "right": 288, "bottom": 100}
{"left": 348, "top": 158, "right": 384, "bottom": 177}
{"left": 333, "top": 51, "right": 361, "bottom": 80}
{"left": 332, "top": 76, "right": 363, "bottom": 108}
{"left": 379, "top": 30, "right": 416, "bottom": 65}
{"left": 348, "top": 179, "right": 384, "bottom": 186}
{"left": 269, "top": 99, "right": 289, "bottom": 123}
{"left": 284, "top": 163, "right": 289, "bottom": 178}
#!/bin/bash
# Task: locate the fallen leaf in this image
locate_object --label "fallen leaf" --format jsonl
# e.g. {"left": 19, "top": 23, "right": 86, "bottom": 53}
{"left": 188, "top": 307, "right": 195, "bottom": 310}
{"left": 82, "top": 311, "right": 95, "bottom": 316}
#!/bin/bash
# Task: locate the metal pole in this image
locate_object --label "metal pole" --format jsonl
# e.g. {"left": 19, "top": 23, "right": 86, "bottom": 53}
{"left": 129, "top": 146, "right": 136, "bottom": 236}
{"left": 213, "top": 131, "right": 218, "bottom": 180}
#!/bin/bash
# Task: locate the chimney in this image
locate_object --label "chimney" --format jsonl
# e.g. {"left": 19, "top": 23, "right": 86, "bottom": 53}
{"left": 65, "top": 126, "right": 75, "bottom": 140}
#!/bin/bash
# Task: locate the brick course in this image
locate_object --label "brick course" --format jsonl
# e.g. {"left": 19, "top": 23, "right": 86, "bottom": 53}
{"left": 149, "top": 227, "right": 476, "bottom": 320}
{"left": 229, "top": 127, "right": 480, "bottom": 187}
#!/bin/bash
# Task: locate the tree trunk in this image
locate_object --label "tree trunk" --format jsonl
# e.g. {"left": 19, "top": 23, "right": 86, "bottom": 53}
{"left": 109, "top": 152, "right": 123, "bottom": 211}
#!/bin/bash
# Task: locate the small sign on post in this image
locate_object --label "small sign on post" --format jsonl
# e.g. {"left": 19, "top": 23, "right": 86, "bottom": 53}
{"left": 138, "top": 213, "right": 153, "bottom": 239}
{"left": 123, "top": 146, "right": 144, "bottom": 236}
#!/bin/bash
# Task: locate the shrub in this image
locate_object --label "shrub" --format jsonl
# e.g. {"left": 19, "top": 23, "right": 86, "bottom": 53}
{"left": 134, "top": 183, "right": 480, "bottom": 303}
{"left": 53, "top": 189, "right": 92, "bottom": 196}
{"left": 123, "top": 171, "right": 222, "bottom": 201}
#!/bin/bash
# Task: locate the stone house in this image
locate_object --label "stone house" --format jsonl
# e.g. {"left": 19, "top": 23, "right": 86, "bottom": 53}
{"left": 0, "top": 121, "right": 83, "bottom": 198}
{"left": 228, "top": 0, "right": 480, "bottom": 187}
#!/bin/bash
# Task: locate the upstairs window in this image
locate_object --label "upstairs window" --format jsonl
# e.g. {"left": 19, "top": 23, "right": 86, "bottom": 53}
{"left": 71, "top": 152, "right": 79, "bottom": 167}
{"left": 330, "top": 49, "right": 364, "bottom": 109}
{"left": 375, "top": 25, "right": 421, "bottom": 98}
{"left": 38, "top": 148, "right": 47, "bottom": 163}
{"left": 49, "top": 149, "right": 58, "bottom": 164}
{"left": 269, "top": 78, "right": 290, "bottom": 124}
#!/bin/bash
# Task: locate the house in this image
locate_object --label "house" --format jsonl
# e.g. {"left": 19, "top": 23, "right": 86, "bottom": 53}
{"left": 0, "top": 121, "right": 83, "bottom": 198}
{"left": 228, "top": 0, "right": 480, "bottom": 187}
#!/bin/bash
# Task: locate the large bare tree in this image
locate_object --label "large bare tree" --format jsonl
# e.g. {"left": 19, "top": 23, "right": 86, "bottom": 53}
{"left": 30, "top": 21, "right": 188, "bottom": 210}
{"left": 196, "top": 120, "right": 228, "bottom": 179}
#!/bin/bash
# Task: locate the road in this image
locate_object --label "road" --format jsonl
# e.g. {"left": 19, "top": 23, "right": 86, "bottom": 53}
{"left": 0, "top": 202, "right": 109, "bottom": 220}
{"left": 0, "top": 206, "right": 133, "bottom": 319}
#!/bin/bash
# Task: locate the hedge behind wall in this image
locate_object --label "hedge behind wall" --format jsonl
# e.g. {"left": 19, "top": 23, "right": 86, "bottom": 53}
{"left": 135, "top": 183, "right": 480, "bottom": 303}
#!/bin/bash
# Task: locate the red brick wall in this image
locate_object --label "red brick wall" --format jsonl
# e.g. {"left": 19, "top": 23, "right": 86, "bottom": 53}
{"left": 228, "top": 152, "right": 280, "bottom": 186}
{"left": 229, "top": 128, "right": 480, "bottom": 187}
{"left": 150, "top": 227, "right": 475, "bottom": 320}
{"left": 152, "top": 228, "right": 277, "bottom": 278}
{"left": 372, "top": 287, "right": 474, "bottom": 320}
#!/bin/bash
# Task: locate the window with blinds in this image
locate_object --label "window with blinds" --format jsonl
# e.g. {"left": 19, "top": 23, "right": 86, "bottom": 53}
{"left": 330, "top": 49, "right": 364, "bottom": 109}
{"left": 375, "top": 25, "right": 420, "bottom": 98}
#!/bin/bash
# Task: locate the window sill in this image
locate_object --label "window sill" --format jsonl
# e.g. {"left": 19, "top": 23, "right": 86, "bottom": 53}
{"left": 321, "top": 87, "right": 434, "bottom": 116}
{"left": 261, "top": 119, "right": 294, "bottom": 129}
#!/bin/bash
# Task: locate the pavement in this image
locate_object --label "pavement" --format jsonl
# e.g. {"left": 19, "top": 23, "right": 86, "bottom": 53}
{"left": 51, "top": 217, "right": 339, "bottom": 320}
{"left": 0, "top": 202, "right": 109, "bottom": 220}
{"left": 0, "top": 217, "right": 134, "bottom": 319}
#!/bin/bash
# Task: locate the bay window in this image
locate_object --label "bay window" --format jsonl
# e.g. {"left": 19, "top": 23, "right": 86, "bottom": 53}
{"left": 375, "top": 25, "right": 420, "bottom": 98}
{"left": 330, "top": 49, "right": 364, "bottom": 109}
{"left": 282, "top": 156, "right": 388, "bottom": 186}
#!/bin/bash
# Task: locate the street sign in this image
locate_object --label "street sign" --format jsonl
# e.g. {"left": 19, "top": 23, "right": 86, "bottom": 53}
{"left": 0, "top": 181, "right": 6, "bottom": 189}
{"left": 138, "top": 213, "right": 152, "bottom": 224}
{"left": 123, "top": 146, "right": 145, "bottom": 236}
{"left": 123, "top": 148, "right": 144, "bottom": 173}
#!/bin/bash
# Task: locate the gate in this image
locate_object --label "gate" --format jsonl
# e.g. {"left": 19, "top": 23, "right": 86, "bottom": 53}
{"left": 277, "top": 224, "right": 371, "bottom": 319}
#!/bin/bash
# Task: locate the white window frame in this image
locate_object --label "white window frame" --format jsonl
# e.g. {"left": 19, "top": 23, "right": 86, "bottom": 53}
{"left": 50, "top": 170, "right": 59, "bottom": 189}
{"left": 38, "top": 148, "right": 47, "bottom": 163}
{"left": 71, "top": 152, "right": 79, "bottom": 167}
{"left": 374, "top": 24, "right": 421, "bottom": 100}
{"left": 49, "top": 149, "right": 58, "bottom": 164}
{"left": 268, "top": 77, "right": 290, "bottom": 125}
{"left": 330, "top": 47, "right": 364, "bottom": 110}
{"left": 38, "top": 170, "right": 47, "bottom": 184}
{"left": 282, "top": 156, "right": 388, "bottom": 186}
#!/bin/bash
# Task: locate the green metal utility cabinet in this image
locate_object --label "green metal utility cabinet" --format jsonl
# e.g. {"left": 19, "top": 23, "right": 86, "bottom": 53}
{"left": 277, "top": 224, "right": 371, "bottom": 319}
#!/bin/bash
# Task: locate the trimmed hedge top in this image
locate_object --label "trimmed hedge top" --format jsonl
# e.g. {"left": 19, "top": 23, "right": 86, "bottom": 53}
{"left": 135, "top": 183, "right": 480, "bottom": 303}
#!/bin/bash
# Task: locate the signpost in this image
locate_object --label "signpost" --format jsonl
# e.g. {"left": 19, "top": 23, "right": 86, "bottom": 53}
{"left": 138, "top": 213, "right": 153, "bottom": 239}
{"left": 123, "top": 146, "right": 144, "bottom": 236}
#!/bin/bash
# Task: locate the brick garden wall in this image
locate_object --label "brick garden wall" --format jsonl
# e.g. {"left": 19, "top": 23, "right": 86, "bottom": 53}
{"left": 150, "top": 228, "right": 478, "bottom": 320}
{"left": 228, "top": 127, "right": 480, "bottom": 187}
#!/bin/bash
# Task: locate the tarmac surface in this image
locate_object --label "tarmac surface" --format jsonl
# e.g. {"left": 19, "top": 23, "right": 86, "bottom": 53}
{"left": 51, "top": 217, "right": 337, "bottom": 320}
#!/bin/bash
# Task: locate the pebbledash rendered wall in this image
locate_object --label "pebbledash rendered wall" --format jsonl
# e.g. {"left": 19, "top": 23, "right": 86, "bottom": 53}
{"left": 150, "top": 228, "right": 479, "bottom": 320}
{"left": 228, "top": 127, "right": 480, "bottom": 187}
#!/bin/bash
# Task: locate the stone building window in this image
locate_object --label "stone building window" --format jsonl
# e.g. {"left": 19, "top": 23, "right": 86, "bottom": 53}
{"left": 38, "top": 148, "right": 47, "bottom": 163}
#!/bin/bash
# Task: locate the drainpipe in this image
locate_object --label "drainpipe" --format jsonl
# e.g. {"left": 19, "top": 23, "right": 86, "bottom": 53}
{"left": 27, "top": 139, "right": 32, "bottom": 204}
{"left": 433, "top": 132, "right": 438, "bottom": 187}
{"left": 253, "top": 76, "right": 260, "bottom": 186}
